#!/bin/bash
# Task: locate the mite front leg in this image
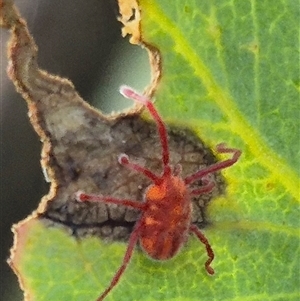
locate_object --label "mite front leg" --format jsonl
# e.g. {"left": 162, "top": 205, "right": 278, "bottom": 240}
{"left": 184, "top": 144, "right": 241, "bottom": 185}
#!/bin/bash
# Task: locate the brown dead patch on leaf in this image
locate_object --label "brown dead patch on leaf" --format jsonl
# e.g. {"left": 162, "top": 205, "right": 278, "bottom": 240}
{"left": 1, "top": 1, "right": 227, "bottom": 300}
{"left": 1, "top": 1, "right": 224, "bottom": 241}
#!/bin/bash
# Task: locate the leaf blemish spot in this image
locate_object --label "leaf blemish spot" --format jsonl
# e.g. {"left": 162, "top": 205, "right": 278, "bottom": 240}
{"left": 77, "top": 86, "right": 241, "bottom": 301}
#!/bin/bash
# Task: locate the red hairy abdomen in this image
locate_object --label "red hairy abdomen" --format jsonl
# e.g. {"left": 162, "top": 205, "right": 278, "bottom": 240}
{"left": 139, "top": 176, "right": 192, "bottom": 260}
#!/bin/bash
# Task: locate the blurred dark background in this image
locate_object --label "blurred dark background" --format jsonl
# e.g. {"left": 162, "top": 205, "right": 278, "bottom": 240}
{"left": 0, "top": 1, "right": 149, "bottom": 300}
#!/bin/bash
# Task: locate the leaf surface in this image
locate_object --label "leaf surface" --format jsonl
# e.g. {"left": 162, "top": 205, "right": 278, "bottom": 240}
{"left": 4, "top": 1, "right": 300, "bottom": 301}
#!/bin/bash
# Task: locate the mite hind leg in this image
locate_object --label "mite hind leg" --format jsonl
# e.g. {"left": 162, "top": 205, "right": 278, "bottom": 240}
{"left": 95, "top": 220, "right": 143, "bottom": 301}
{"left": 190, "top": 224, "right": 214, "bottom": 275}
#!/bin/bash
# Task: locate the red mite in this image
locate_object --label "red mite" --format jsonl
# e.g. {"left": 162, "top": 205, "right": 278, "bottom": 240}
{"left": 77, "top": 86, "right": 241, "bottom": 301}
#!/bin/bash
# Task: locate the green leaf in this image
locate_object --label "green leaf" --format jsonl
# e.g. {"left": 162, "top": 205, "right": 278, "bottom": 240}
{"left": 137, "top": 1, "right": 300, "bottom": 300}
{"left": 9, "top": 1, "right": 300, "bottom": 301}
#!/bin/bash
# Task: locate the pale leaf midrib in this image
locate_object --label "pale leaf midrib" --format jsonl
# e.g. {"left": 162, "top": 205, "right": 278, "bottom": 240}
{"left": 214, "top": 221, "right": 300, "bottom": 237}
{"left": 140, "top": 1, "right": 300, "bottom": 201}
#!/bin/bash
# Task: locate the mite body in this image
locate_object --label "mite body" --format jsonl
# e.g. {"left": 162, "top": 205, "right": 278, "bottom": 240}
{"left": 77, "top": 86, "right": 241, "bottom": 301}
{"left": 140, "top": 175, "right": 191, "bottom": 260}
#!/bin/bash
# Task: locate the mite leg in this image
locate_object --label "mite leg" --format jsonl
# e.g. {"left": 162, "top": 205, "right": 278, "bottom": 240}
{"left": 185, "top": 144, "right": 241, "bottom": 185}
{"left": 118, "top": 153, "right": 160, "bottom": 184}
{"left": 120, "top": 86, "right": 171, "bottom": 177}
{"left": 189, "top": 224, "right": 214, "bottom": 275}
{"left": 96, "top": 220, "right": 142, "bottom": 301}
{"left": 190, "top": 176, "right": 216, "bottom": 196}
{"left": 76, "top": 191, "right": 146, "bottom": 211}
